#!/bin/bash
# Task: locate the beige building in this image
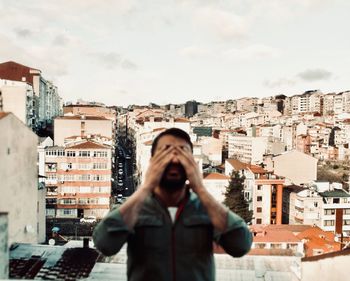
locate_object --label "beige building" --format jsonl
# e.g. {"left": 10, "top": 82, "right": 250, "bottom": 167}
{"left": 43, "top": 140, "right": 112, "bottom": 219}
{"left": 54, "top": 115, "right": 113, "bottom": 146}
{"left": 197, "top": 137, "right": 222, "bottom": 165}
{"left": 0, "top": 112, "right": 45, "bottom": 245}
{"left": 0, "top": 79, "right": 39, "bottom": 130}
{"left": 203, "top": 173, "right": 229, "bottom": 203}
{"left": 228, "top": 135, "right": 268, "bottom": 164}
{"left": 273, "top": 150, "right": 317, "bottom": 185}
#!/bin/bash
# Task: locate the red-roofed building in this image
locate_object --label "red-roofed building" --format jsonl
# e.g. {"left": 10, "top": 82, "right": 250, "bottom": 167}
{"left": 250, "top": 224, "right": 304, "bottom": 256}
{"left": 297, "top": 226, "right": 341, "bottom": 257}
{"left": 225, "top": 158, "right": 285, "bottom": 225}
{"left": 0, "top": 61, "right": 62, "bottom": 125}
{"left": 43, "top": 139, "right": 112, "bottom": 219}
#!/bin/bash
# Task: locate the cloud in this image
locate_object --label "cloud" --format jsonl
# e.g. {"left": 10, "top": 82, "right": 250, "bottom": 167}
{"left": 52, "top": 34, "right": 70, "bottom": 46}
{"left": 263, "top": 78, "right": 296, "bottom": 88}
{"left": 194, "top": 6, "right": 249, "bottom": 41}
{"left": 297, "top": 68, "right": 332, "bottom": 81}
{"left": 91, "top": 52, "right": 138, "bottom": 71}
{"left": 122, "top": 59, "right": 138, "bottom": 70}
{"left": 179, "top": 46, "right": 212, "bottom": 59}
{"left": 223, "top": 44, "right": 282, "bottom": 60}
{"left": 13, "top": 28, "right": 33, "bottom": 38}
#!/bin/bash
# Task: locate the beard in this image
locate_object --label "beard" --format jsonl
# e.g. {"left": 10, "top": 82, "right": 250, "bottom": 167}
{"left": 159, "top": 163, "right": 187, "bottom": 192}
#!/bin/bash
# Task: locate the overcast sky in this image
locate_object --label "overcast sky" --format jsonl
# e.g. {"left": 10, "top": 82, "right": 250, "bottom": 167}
{"left": 0, "top": 0, "right": 349, "bottom": 106}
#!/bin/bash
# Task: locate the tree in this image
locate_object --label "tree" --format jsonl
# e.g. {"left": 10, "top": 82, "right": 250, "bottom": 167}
{"left": 223, "top": 171, "right": 253, "bottom": 223}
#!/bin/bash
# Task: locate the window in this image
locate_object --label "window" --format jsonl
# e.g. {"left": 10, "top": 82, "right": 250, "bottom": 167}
{"left": 79, "top": 151, "right": 90, "bottom": 157}
{"left": 256, "top": 218, "right": 262, "bottom": 224}
{"left": 314, "top": 202, "right": 318, "bottom": 208}
{"left": 257, "top": 185, "right": 262, "bottom": 191}
{"left": 324, "top": 220, "right": 334, "bottom": 226}
{"left": 93, "top": 151, "right": 107, "bottom": 158}
{"left": 344, "top": 220, "right": 350, "bottom": 225}
{"left": 257, "top": 207, "right": 262, "bottom": 213}
{"left": 344, "top": 209, "right": 350, "bottom": 215}
{"left": 257, "top": 196, "right": 263, "bottom": 202}
{"left": 66, "top": 151, "right": 76, "bottom": 157}
{"left": 93, "top": 163, "right": 107, "bottom": 169}
{"left": 333, "top": 198, "right": 340, "bottom": 204}
{"left": 324, "top": 209, "right": 335, "bottom": 215}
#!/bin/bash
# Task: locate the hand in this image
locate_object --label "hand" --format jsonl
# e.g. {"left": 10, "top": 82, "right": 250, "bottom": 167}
{"left": 142, "top": 145, "right": 174, "bottom": 191}
{"left": 174, "top": 146, "right": 204, "bottom": 194}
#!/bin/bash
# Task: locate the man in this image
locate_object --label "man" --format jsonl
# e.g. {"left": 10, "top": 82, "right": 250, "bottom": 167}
{"left": 93, "top": 128, "right": 252, "bottom": 281}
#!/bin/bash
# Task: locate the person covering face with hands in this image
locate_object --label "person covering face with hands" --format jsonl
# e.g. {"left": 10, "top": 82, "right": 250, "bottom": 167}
{"left": 93, "top": 128, "right": 252, "bottom": 281}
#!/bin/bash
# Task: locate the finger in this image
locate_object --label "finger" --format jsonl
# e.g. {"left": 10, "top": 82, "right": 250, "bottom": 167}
{"left": 152, "top": 145, "right": 174, "bottom": 162}
{"left": 174, "top": 146, "right": 196, "bottom": 166}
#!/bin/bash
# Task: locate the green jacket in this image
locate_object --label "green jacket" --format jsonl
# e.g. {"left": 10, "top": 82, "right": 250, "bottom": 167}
{"left": 93, "top": 192, "right": 252, "bottom": 281}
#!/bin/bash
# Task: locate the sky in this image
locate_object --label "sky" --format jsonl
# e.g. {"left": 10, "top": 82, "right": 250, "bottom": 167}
{"left": 0, "top": 0, "right": 349, "bottom": 107}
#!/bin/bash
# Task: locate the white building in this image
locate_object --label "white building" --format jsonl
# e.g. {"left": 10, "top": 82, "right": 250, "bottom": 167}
{"left": 0, "top": 112, "right": 45, "bottom": 245}
{"left": 0, "top": 61, "right": 62, "bottom": 126}
{"left": 273, "top": 150, "right": 317, "bottom": 185}
{"left": 0, "top": 79, "right": 39, "bottom": 130}
{"left": 228, "top": 135, "right": 268, "bottom": 164}
{"left": 289, "top": 182, "right": 350, "bottom": 236}
{"left": 203, "top": 173, "right": 229, "bottom": 203}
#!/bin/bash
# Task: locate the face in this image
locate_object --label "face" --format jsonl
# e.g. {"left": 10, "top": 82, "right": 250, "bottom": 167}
{"left": 155, "top": 135, "right": 191, "bottom": 192}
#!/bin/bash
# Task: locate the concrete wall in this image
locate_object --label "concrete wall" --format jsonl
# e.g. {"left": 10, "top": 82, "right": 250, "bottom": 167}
{"left": 273, "top": 151, "right": 317, "bottom": 185}
{"left": 302, "top": 253, "right": 350, "bottom": 281}
{"left": 1, "top": 84, "right": 27, "bottom": 123}
{"left": 0, "top": 113, "right": 39, "bottom": 245}
{"left": 203, "top": 178, "right": 229, "bottom": 203}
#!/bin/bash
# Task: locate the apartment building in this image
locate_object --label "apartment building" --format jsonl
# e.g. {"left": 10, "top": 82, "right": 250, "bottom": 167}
{"left": 289, "top": 183, "right": 350, "bottom": 236}
{"left": 323, "top": 93, "right": 336, "bottom": 116}
{"left": 253, "top": 178, "right": 285, "bottom": 224}
{"left": 228, "top": 135, "right": 268, "bottom": 164}
{"left": 291, "top": 91, "right": 323, "bottom": 115}
{"left": 0, "top": 112, "right": 45, "bottom": 244}
{"left": 54, "top": 115, "right": 113, "bottom": 146}
{"left": 225, "top": 159, "right": 285, "bottom": 224}
{"left": 197, "top": 137, "right": 222, "bottom": 165}
{"left": 273, "top": 150, "right": 317, "bottom": 185}
{"left": 0, "top": 79, "right": 39, "bottom": 130}
{"left": 43, "top": 140, "right": 112, "bottom": 219}
{"left": 203, "top": 173, "right": 230, "bottom": 203}
{"left": 0, "top": 61, "right": 62, "bottom": 125}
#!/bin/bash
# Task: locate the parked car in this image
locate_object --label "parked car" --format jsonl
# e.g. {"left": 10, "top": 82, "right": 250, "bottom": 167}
{"left": 116, "top": 194, "right": 123, "bottom": 203}
{"left": 80, "top": 216, "right": 97, "bottom": 224}
{"left": 118, "top": 169, "right": 123, "bottom": 175}
{"left": 118, "top": 162, "right": 123, "bottom": 168}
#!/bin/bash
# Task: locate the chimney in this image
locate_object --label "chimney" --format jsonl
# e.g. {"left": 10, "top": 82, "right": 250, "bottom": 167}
{"left": 0, "top": 212, "right": 9, "bottom": 279}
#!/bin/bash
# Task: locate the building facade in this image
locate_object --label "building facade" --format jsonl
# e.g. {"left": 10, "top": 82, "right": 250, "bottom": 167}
{"left": 43, "top": 140, "right": 112, "bottom": 219}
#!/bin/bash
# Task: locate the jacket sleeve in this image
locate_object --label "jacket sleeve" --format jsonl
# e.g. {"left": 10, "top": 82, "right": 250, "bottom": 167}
{"left": 92, "top": 208, "right": 131, "bottom": 256}
{"left": 215, "top": 211, "right": 252, "bottom": 257}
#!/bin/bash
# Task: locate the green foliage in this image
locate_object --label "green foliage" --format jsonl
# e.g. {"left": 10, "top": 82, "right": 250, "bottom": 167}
{"left": 223, "top": 171, "right": 253, "bottom": 223}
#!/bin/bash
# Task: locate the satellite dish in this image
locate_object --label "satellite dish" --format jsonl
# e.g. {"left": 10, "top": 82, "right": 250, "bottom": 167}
{"left": 48, "top": 239, "right": 55, "bottom": 246}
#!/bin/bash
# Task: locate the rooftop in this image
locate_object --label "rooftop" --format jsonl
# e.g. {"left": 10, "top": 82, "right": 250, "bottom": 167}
{"left": 0, "top": 111, "right": 10, "bottom": 119}
{"left": 319, "top": 189, "right": 350, "bottom": 198}
{"left": 203, "top": 173, "right": 230, "bottom": 180}
{"left": 67, "top": 141, "right": 110, "bottom": 149}
{"left": 56, "top": 115, "right": 109, "bottom": 121}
